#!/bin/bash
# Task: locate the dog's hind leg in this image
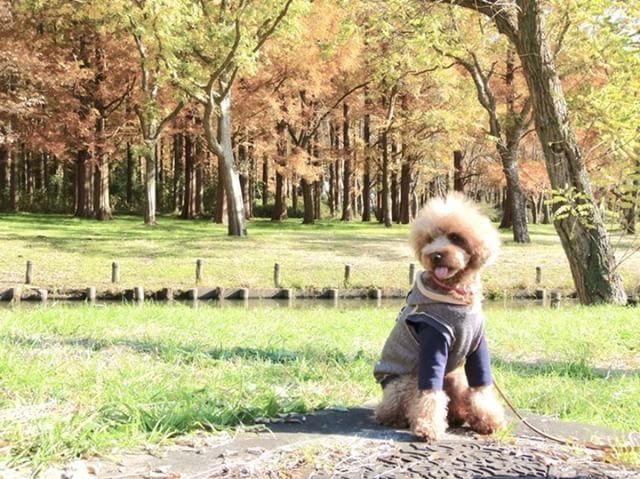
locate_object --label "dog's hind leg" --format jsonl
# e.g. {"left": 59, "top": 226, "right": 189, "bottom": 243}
{"left": 374, "top": 375, "right": 413, "bottom": 428}
{"left": 444, "top": 367, "right": 470, "bottom": 427}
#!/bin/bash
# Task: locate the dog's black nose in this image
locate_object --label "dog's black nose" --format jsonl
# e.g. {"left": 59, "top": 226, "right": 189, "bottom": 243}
{"left": 431, "top": 252, "right": 443, "bottom": 264}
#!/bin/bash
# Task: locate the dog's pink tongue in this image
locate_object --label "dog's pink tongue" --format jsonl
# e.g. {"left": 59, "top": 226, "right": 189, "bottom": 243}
{"left": 434, "top": 266, "right": 449, "bottom": 279}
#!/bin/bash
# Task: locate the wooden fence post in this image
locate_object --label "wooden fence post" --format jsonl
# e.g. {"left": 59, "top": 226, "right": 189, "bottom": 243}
{"left": 26, "top": 261, "right": 33, "bottom": 285}
{"left": 274, "top": 263, "right": 281, "bottom": 288}
{"left": 196, "top": 259, "right": 204, "bottom": 284}
{"left": 112, "top": 262, "right": 120, "bottom": 283}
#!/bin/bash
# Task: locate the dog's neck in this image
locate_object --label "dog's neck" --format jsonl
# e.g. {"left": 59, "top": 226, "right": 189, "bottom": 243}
{"left": 423, "top": 271, "right": 481, "bottom": 306}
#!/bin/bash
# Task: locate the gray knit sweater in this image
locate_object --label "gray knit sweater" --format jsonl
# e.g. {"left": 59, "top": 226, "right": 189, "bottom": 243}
{"left": 373, "top": 275, "right": 485, "bottom": 385}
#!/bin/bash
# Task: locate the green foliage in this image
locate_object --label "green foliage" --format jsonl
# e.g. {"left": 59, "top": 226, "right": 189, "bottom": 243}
{"left": 546, "top": 186, "right": 596, "bottom": 231}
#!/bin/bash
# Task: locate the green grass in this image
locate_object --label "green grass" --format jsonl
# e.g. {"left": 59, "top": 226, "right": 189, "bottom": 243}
{"left": 0, "top": 213, "right": 639, "bottom": 295}
{"left": 0, "top": 303, "right": 638, "bottom": 467}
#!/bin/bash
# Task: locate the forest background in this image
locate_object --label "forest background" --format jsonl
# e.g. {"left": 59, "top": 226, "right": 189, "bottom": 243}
{"left": 0, "top": 0, "right": 639, "bottom": 304}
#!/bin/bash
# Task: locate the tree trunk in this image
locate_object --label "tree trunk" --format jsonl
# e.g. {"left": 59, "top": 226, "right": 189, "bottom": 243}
{"left": 509, "top": 0, "right": 625, "bottom": 304}
{"left": 499, "top": 186, "right": 513, "bottom": 228}
{"left": 301, "top": 178, "right": 314, "bottom": 224}
{"left": 453, "top": 150, "right": 464, "bottom": 192}
{"left": 381, "top": 130, "right": 392, "bottom": 227}
{"left": 181, "top": 134, "right": 195, "bottom": 219}
{"left": 126, "top": 142, "right": 134, "bottom": 208}
{"left": 622, "top": 158, "right": 639, "bottom": 234}
{"left": 362, "top": 106, "right": 372, "bottom": 222}
{"left": 314, "top": 179, "right": 321, "bottom": 219}
{"left": 262, "top": 154, "right": 269, "bottom": 207}
{"left": 214, "top": 156, "right": 226, "bottom": 224}
{"left": 291, "top": 177, "right": 298, "bottom": 213}
{"left": 207, "top": 91, "right": 246, "bottom": 236}
{"left": 501, "top": 154, "right": 530, "bottom": 242}
{"left": 195, "top": 147, "right": 204, "bottom": 217}
{"left": 9, "top": 149, "right": 18, "bottom": 212}
{"left": 341, "top": 102, "right": 353, "bottom": 221}
{"left": 399, "top": 158, "right": 411, "bottom": 224}
{"left": 143, "top": 139, "right": 157, "bottom": 225}
{"left": 94, "top": 116, "right": 112, "bottom": 220}
{"left": 0, "top": 147, "right": 7, "bottom": 209}
{"left": 172, "top": 135, "right": 181, "bottom": 212}
{"left": 328, "top": 162, "right": 336, "bottom": 217}
{"left": 272, "top": 171, "right": 287, "bottom": 221}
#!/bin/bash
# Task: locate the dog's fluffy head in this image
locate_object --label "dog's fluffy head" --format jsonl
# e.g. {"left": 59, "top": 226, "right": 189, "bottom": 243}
{"left": 409, "top": 193, "right": 499, "bottom": 283}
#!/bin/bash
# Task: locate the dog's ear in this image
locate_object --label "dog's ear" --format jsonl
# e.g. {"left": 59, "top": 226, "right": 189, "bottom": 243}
{"left": 468, "top": 227, "right": 500, "bottom": 269}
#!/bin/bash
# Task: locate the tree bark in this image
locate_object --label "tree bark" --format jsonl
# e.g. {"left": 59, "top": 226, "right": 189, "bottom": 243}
{"left": 9, "top": 149, "right": 18, "bottom": 212}
{"left": 143, "top": 139, "right": 157, "bottom": 225}
{"left": 202, "top": 89, "right": 246, "bottom": 235}
{"left": 453, "top": 150, "right": 464, "bottom": 192}
{"left": 399, "top": 157, "right": 411, "bottom": 224}
{"left": 271, "top": 123, "right": 287, "bottom": 221}
{"left": 362, "top": 106, "right": 372, "bottom": 222}
{"left": 301, "top": 178, "right": 314, "bottom": 224}
{"left": 624, "top": 158, "right": 639, "bottom": 235}
{"left": 214, "top": 156, "right": 226, "bottom": 224}
{"left": 126, "top": 142, "right": 134, "bottom": 208}
{"left": 500, "top": 186, "right": 513, "bottom": 228}
{"left": 172, "top": 134, "right": 182, "bottom": 212}
{"left": 341, "top": 102, "right": 353, "bottom": 221}
{"left": 93, "top": 116, "right": 112, "bottom": 220}
{"left": 381, "top": 130, "right": 392, "bottom": 227}
{"left": 181, "top": 134, "right": 195, "bottom": 219}
{"left": 262, "top": 154, "right": 269, "bottom": 207}
{"left": 0, "top": 147, "right": 7, "bottom": 208}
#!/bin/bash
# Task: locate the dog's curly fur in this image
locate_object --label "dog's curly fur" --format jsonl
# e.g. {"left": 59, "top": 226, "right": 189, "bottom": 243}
{"left": 375, "top": 193, "right": 505, "bottom": 441}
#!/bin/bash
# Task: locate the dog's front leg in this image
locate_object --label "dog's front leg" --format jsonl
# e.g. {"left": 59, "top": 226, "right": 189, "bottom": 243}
{"left": 407, "top": 389, "right": 449, "bottom": 441}
{"left": 467, "top": 386, "right": 505, "bottom": 435}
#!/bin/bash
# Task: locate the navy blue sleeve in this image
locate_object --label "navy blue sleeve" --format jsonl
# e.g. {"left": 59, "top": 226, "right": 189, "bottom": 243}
{"left": 465, "top": 336, "right": 493, "bottom": 388}
{"left": 414, "top": 322, "right": 449, "bottom": 391}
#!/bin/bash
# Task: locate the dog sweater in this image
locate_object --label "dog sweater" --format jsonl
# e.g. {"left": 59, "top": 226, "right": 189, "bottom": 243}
{"left": 373, "top": 273, "right": 492, "bottom": 390}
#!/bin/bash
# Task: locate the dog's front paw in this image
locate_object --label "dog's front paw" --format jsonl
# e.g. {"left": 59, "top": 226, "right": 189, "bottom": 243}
{"left": 412, "top": 418, "right": 445, "bottom": 442}
{"left": 468, "top": 415, "right": 504, "bottom": 435}
{"left": 467, "top": 387, "right": 505, "bottom": 435}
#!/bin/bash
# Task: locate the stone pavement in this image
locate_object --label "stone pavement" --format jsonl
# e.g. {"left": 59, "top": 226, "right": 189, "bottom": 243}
{"left": 84, "top": 407, "right": 638, "bottom": 479}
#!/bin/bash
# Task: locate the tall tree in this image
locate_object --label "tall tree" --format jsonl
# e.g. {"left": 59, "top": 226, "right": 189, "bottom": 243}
{"left": 432, "top": 0, "right": 626, "bottom": 304}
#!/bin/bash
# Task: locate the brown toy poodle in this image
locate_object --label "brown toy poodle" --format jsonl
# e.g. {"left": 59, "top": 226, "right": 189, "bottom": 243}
{"left": 374, "top": 192, "right": 505, "bottom": 441}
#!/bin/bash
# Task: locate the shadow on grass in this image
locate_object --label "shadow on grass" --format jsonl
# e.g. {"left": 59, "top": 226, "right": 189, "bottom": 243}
{"left": 4, "top": 333, "right": 638, "bottom": 379}
{"left": 2, "top": 334, "right": 370, "bottom": 365}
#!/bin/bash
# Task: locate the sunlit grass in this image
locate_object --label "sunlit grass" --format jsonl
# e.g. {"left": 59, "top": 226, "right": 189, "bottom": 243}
{"left": 0, "top": 303, "right": 638, "bottom": 467}
{"left": 0, "top": 213, "right": 638, "bottom": 296}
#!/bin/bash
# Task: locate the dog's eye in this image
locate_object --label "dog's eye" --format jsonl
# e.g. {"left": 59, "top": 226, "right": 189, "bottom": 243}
{"left": 448, "top": 233, "right": 463, "bottom": 245}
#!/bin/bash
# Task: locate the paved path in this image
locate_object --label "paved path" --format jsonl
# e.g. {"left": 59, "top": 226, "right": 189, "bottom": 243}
{"left": 83, "top": 407, "right": 639, "bottom": 479}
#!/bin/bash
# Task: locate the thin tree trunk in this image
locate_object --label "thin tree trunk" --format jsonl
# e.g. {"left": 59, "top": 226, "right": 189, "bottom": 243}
{"left": 381, "top": 130, "right": 392, "bottom": 227}
{"left": 143, "top": 140, "right": 157, "bottom": 225}
{"left": 362, "top": 105, "right": 372, "bottom": 222}
{"left": 181, "top": 134, "right": 195, "bottom": 219}
{"left": 262, "top": 154, "right": 269, "bottom": 207}
{"left": 172, "top": 134, "right": 182, "bottom": 212}
{"left": 126, "top": 142, "right": 134, "bottom": 208}
{"left": 9, "top": 149, "right": 18, "bottom": 212}
{"left": 399, "top": 157, "right": 411, "bottom": 224}
{"left": 453, "top": 150, "right": 464, "bottom": 192}
{"left": 341, "top": 102, "right": 353, "bottom": 221}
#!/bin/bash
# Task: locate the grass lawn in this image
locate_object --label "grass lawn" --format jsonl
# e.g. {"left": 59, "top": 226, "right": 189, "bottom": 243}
{"left": 0, "top": 213, "right": 639, "bottom": 296}
{"left": 0, "top": 303, "right": 638, "bottom": 468}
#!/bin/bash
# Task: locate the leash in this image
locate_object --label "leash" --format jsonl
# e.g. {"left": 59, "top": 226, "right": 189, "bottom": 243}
{"left": 493, "top": 380, "right": 640, "bottom": 454}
